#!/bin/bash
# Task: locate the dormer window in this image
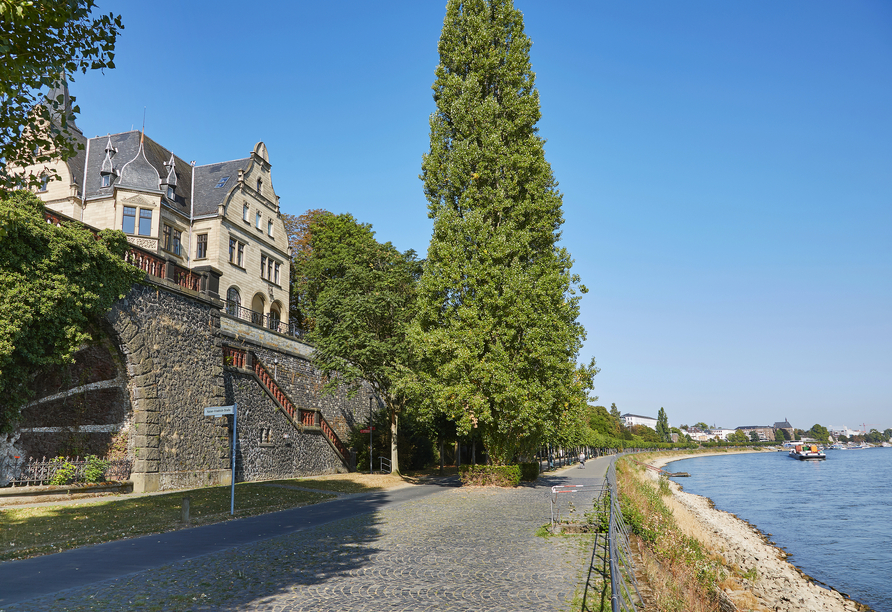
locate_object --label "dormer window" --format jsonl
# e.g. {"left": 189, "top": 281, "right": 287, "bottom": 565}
{"left": 101, "top": 174, "right": 111, "bottom": 188}
{"left": 167, "top": 186, "right": 175, "bottom": 199}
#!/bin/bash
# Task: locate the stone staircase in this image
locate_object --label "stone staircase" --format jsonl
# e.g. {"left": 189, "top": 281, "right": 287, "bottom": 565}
{"left": 222, "top": 346, "right": 350, "bottom": 467}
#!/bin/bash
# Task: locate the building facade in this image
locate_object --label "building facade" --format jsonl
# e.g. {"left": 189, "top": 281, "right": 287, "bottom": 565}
{"left": 621, "top": 413, "right": 658, "bottom": 429}
{"left": 24, "top": 84, "right": 292, "bottom": 331}
{"left": 735, "top": 425, "right": 776, "bottom": 441}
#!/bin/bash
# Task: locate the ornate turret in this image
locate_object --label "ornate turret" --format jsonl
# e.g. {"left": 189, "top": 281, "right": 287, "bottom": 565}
{"left": 44, "top": 75, "right": 82, "bottom": 135}
{"left": 99, "top": 135, "right": 117, "bottom": 188}
{"left": 161, "top": 153, "right": 178, "bottom": 199}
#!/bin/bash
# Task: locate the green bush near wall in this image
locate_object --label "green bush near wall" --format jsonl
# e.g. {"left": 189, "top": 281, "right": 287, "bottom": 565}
{"left": 519, "top": 462, "right": 539, "bottom": 482}
{"left": 459, "top": 464, "right": 521, "bottom": 487}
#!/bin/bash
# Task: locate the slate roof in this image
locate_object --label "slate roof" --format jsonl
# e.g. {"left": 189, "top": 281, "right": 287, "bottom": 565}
{"left": 192, "top": 158, "right": 250, "bottom": 216}
{"left": 82, "top": 131, "right": 192, "bottom": 219}
{"left": 773, "top": 420, "right": 793, "bottom": 429}
{"left": 735, "top": 425, "right": 772, "bottom": 430}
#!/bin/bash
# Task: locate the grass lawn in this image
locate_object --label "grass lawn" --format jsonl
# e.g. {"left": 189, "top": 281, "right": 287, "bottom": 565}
{"left": 0, "top": 470, "right": 444, "bottom": 562}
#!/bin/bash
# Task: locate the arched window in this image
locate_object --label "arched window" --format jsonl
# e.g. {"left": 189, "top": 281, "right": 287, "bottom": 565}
{"left": 256, "top": 177, "right": 262, "bottom": 194}
{"left": 251, "top": 293, "right": 265, "bottom": 326}
{"left": 268, "top": 306, "right": 281, "bottom": 332}
{"left": 226, "top": 287, "right": 240, "bottom": 316}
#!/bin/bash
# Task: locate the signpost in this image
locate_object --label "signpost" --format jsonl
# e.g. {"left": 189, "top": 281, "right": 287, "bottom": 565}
{"left": 204, "top": 403, "right": 237, "bottom": 515}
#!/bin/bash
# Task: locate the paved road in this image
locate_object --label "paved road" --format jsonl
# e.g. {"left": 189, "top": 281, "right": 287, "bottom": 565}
{"left": 2, "top": 457, "right": 612, "bottom": 611}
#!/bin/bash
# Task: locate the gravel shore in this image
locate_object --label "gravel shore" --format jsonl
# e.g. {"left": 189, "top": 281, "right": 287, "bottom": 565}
{"left": 646, "top": 451, "right": 866, "bottom": 612}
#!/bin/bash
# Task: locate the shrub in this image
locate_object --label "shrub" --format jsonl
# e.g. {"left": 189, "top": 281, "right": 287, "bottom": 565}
{"left": 459, "top": 464, "right": 521, "bottom": 487}
{"left": 518, "top": 461, "right": 539, "bottom": 482}
{"left": 83, "top": 455, "right": 109, "bottom": 483}
{"left": 48, "top": 457, "right": 78, "bottom": 485}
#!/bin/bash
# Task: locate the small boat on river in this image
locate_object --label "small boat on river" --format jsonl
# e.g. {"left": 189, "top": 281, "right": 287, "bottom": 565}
{"left": 789, "top": 444, "right": 826, "bottom": 460}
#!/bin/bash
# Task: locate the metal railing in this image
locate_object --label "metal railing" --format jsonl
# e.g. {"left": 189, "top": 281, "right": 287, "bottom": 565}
{"left": 224, "top": 301, "right": 304, "bottom": 338}
{"left": 578, "top": 456, "right": 642, "bottom": 612}
{"left": 1, "top": 456, "right": 132, "bottom": 486}
{"left": 379, "top": 456, "right": 392, "bottom": 473}
{"left": 44, "top": 209, "right": 206, "bottom": 295}
{"left": 606, "top": 459, "right": 642, "bottom": 612}
{"left": 550, "top": 483, "right": 606, "bottom": 530}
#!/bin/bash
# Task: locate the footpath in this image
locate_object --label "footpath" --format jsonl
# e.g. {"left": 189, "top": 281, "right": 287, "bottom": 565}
{"left": 1, "top": 458, "right": 610, "bottom": 611}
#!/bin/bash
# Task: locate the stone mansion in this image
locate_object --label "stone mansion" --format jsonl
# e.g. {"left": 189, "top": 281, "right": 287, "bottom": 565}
{"left": 25, "top": 84, "right": 292, "bottom": 332}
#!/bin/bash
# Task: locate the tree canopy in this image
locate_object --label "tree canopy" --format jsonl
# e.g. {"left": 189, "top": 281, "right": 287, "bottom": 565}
{"left": 727, "top": 430, "right": 748, "bottom": 444}
{"left": 1, "top": 0, "right": 123, "bottom": 191}
{"left": 0, "top": 191, "right": 142, "bottom": 431}
{"left": 409, "top": 0, "right": 596, "bottom": 464}
{"left": 807, "top": 424, "right": 830, "bottom": 443}
{"left": 294, "top": 212, "right": 421, "bottom": 474}
{"left": 283, "top": 208, "right": 329, "bottom": 330}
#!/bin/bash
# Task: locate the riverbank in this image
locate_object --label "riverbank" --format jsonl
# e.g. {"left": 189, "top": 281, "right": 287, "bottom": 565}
{"left": 642, "top": 450, "right": 867, "bottom": 611}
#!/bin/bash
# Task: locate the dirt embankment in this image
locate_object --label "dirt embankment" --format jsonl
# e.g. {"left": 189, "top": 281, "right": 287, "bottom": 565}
{"left": 645, "top": 451, "right": 866, "bottom": 612}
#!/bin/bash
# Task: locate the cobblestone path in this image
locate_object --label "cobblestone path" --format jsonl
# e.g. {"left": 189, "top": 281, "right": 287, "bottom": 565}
{"left": 7, "top": 482, "right": 597, "bottom": 612}
{"left": 6, "top": 486, "right": 592, "bottom": 612}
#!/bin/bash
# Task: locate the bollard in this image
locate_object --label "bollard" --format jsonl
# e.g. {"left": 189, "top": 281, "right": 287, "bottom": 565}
{"left": 181, "top": 495, "right": 191, "bottom": 524}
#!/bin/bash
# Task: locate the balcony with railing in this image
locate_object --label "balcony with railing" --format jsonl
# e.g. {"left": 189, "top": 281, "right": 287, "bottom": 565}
{"left": 224, "top": 301, "right": 304, "bottom": 339}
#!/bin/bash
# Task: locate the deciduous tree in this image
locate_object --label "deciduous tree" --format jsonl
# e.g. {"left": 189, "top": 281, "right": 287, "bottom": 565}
{"left": 283, "top": 208, "right": 329, "bottom": 329}
{"left": 295, "top": 212, "right": 421, "bottom": 474}
{"left": 409, "top": 0, "right": 596, "bottom": 464}
{"left": 1, "top": 0, "right": 123, "bottom": 192}
{"left": 728, "top": 430, "right": 748, "bottom": 444}
{"left": 0, "top": 191, "right": 142, "bottom": 431}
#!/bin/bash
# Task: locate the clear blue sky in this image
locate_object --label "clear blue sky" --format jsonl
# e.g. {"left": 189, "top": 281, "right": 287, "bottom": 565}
{"left": 69, "top": 1, "right": 891, "bottom": 433}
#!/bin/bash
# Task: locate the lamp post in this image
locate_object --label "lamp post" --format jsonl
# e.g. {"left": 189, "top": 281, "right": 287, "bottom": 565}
{"left": 273, "top": 358, "right": 278, "bottom": 380}
{"left": 368, "top": 395, "right": 374, "bottom": 474}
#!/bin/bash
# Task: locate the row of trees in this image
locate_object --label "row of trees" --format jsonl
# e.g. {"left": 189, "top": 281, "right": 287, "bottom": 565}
{"left": 284, "top": 0, "right": 601, "bottom": 473}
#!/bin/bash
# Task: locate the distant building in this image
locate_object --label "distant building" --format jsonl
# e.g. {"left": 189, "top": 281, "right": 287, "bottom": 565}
{"left": 829, "top": 426, "right": 861, "bottom": 438}
{"left": 736, "top": 425, "right": 775, "bottom": 441}
{"left": 708, "top": 428, "right": 736, "bottom": 441}
{"left": 773, "top": 420, "right": 794, "bottom": 440}
{"left": 681, "top": 429, "right": 715, "bottom": 442}
{"left": 621, "top": 413, "right": 658, "bottom": 429}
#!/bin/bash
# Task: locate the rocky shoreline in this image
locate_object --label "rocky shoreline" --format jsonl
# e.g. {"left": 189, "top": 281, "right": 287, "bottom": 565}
{"left": 647, "top": 451, "right": 869, "bottom": 612}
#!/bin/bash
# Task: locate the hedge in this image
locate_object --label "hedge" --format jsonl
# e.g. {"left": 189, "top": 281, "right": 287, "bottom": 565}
{"left": 459, "top": 464, "right": 521, "bottom": 487}
{"left": 518, "top": 462, "right": 539, "bottom": 482}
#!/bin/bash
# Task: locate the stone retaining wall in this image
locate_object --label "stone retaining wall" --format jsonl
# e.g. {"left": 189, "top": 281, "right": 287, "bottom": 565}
{"left": 2, "top": 278, "right": 364, "bottom": 493}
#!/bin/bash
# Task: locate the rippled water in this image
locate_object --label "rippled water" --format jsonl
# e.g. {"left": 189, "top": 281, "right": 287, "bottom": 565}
{"left": 665, "top": 449, "right": 892, "bottom": 612}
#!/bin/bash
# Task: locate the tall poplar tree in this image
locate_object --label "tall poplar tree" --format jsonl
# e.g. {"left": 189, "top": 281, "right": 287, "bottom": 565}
{"left": 409, "top": 0, "right": 596, "bottom": 464}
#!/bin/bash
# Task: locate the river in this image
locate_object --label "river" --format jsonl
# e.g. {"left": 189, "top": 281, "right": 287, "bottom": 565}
{"left": 665, "top": 449, "right": 892, "bottom": 612}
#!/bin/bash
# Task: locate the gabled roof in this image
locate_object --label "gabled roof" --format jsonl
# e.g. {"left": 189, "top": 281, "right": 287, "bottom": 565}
{"left": 621, "top": 413, "right": 656, "bottom": 421}
{"left": 773, "top": 420, "right": 793, "bottom": 429}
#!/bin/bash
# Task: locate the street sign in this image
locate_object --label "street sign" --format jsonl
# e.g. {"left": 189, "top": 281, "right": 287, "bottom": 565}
{"left": 204, "top": 403, "right": 238, "bottom": 515}
{"left": 204, "top": 405, "right": 235, "bottom": 416}
{"left": 360, "top": 427, "right": 375, "bottom": 434}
